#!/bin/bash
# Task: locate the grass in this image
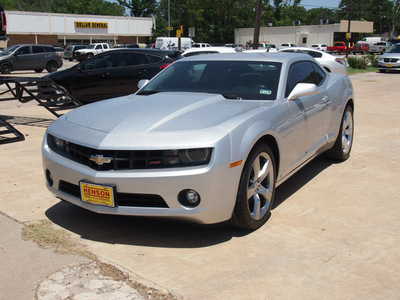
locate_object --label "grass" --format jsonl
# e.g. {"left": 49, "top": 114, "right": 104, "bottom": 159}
{"left": 348, "top": 66, "right": 378, "bottom": 74}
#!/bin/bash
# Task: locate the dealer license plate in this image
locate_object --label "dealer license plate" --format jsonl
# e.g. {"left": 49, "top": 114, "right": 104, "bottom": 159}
{"left": 386, "top": 63, "right": 392, "bottom": 67}
{"left": 80, "top": 182, "right": 116, "bottom": 207}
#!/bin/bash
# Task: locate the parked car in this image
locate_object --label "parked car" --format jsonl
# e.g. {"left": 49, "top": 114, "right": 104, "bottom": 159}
{"left": 182, "top": 47, "right": 236, "bottom": 57}
{"left": 192, "top": 43, "right": 211, "bottom": 48}
{"left": 42, "top": 52, "right": 354, "bottom": 230}
{"left": 112, "top": 44, "right": 140, "bottom": 49}
{"left": 279, "top": 43, "right": 297, "bottom": 49}
{"left": 311, "top": 43, "right": 328, "bottom": 52}
{"left": 351, "top": 43, "right": 369, "bottom": 54}
{"left": 54, "top": 47, "right": 64, "bottom": 57}
{"left": 75, "top": 43, "right": 110, "bottom": 61}
{"left": 279, "top": 47, "right": 348, "bottom": 74}
{"left": 378, "top": 43, "right": 400, "bottom": 73}
{"left": 63, "top": 45, "right": 87, "bottom": 61}
{"left": 0, "top": 44, "right": 63, "bottom": 74}
{"left": 224, "top": 44, "right": 244, "bottom": 50}
{"left": 46, "top": 48, "right": 183, "bottom": 102}
{"left": 369, "top": 41, "right": 393, "bottom": 54}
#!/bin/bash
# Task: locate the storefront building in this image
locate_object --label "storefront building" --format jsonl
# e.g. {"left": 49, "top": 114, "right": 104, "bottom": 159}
{"left": 4, "top": 10, "right": 155, "bottom": 46}
{"left": 235, "top": 20, "right": 374, "bottom": 47}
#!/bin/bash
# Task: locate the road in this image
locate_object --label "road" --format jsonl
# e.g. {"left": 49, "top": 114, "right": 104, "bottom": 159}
{"left": 0, "top": 67, "right": 399, "bottom": 299}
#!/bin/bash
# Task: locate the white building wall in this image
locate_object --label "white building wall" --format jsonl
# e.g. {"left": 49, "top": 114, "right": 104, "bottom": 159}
{"left": 235, "top": 24, "right": 341, "bottom": 47}
{"left": 6, "top": 11, "right": 154, "bottom": 37}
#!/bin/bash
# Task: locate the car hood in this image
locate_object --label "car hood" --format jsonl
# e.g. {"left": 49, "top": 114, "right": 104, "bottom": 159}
{"left": 65, "top": 92, "right": 266, "bottom": 134}
{"left": 381, "top": 52, "right": 400, "bottom": 58}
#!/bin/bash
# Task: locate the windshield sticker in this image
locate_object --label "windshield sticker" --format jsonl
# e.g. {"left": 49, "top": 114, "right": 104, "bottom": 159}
{"left": 260, "top": 89, "right": 272, "bottom": 95}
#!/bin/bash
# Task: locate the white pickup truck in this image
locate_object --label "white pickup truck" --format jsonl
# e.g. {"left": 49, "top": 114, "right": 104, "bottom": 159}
{"left": 75, "top": 43, "right": 109, "bottom": 61}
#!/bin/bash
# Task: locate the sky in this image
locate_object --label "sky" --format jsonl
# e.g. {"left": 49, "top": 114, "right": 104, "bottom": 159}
{"left": 299, "top": 0, "right": 341, "bottom": 10}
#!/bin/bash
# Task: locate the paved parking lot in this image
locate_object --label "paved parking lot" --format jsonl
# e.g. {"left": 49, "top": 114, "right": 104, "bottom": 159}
{"left": 1, "top": 68, "right": 399, "bottom": 299}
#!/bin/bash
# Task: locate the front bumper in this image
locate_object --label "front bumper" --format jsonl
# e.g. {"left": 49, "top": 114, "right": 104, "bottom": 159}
{"left": 42, "top": 134, "right": 243, "bottom": 225}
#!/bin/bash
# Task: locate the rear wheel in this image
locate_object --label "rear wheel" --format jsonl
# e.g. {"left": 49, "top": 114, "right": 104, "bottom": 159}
{"left": 325, "top": 105, "right": 354, "bottom": 161}
{"left": 0, "top": 62, "right": 12, "bottom": 74}
{"left": 46, "top": 61, "right": 58, "bottom": 73}
{"left": 34, "top": 69, "right": 43, "bottom": 73}
{"left": 230, "top": 143, "right": 276, "bottom": 230}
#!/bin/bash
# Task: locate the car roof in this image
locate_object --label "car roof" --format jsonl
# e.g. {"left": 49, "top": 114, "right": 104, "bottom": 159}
{"left": 178, "top": 52, "right": 312, "bottom": 64}
{"left": 183, "top": 47, "right": 236, "bottom": 54}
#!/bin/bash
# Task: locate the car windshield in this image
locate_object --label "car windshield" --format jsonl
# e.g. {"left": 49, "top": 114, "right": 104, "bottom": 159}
{"left": 86, "top": 45, "right": 95, "bottom": 49}
{"left": 388, "top": 44, "right": 400, "bottom": 53}
{"left": 137, "top": 60, "right": 282, "bottom": 100}
{"left": 1, "top": 45, "right": 19, "bottom": 56}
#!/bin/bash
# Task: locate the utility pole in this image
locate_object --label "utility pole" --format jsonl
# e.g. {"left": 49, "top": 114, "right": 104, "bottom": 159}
{"left": 253, "top": 0, "right": 262, "bottom": 50}
{"left": 178, "top": 0, "right": 181, "bottom": 50}
{"left": 346, "top": 0, "right": 352, "bottom": 58}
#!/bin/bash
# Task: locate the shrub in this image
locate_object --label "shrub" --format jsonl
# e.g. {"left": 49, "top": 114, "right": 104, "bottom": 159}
{"left": 366, "top": 54, "right": 379, "bottom": 68}
{"left": 347, "top": 56, "right": 369, "bottom": 69}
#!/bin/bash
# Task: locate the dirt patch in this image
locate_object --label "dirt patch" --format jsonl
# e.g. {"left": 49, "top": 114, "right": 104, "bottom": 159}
{"left": 22, "top": 220, "right": 182, "bottom": 300}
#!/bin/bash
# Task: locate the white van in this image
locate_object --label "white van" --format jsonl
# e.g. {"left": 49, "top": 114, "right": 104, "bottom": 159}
{"left": 155, "top": 37, "right": 194, "bottom": 50}
{"left": 358, "top": 37, "right": 383, "bottom": 47}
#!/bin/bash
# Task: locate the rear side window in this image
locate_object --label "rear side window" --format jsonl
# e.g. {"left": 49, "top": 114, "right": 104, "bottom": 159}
{"left": 119, "top": 52, "right": 150, "bottom": 66}
{"left": 297, "top": 50, "right": 322, "bottom": 58}
{"left": 147, "top": 54, "right": 164, "bottom": 63}
{"left": 32, "top": 46, "right": 45, "bottom": 53}
{"left": 286, "top": 61, "right": 325, "bottom": 97}
{"left": 44, "top": 46, "right": 55, "bottom": 52}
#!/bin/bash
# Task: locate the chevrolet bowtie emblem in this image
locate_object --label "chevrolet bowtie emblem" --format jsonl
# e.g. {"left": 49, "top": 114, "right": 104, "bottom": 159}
{"left": 90, "top": 155, "right": 112, "bottom": 165}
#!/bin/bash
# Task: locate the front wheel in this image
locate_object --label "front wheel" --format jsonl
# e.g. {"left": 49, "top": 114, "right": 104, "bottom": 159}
{"left": 325, "top": 105, "right": 354, "bottom": 161}
{"left": 230, "top": 143, "right": 276, "bottom": 230}
{"left": 0, "top": 62, "right": 12, "bottom": 74}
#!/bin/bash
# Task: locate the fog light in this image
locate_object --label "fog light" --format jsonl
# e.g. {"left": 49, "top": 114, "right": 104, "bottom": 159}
{"left": 46, "top": 169, "right": 53, "bottom": 187}
{"left": 178, "top": 189, "right": 201, "bottom": 208}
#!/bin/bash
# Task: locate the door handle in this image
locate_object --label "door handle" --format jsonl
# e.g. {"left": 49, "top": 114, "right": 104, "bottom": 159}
{"left": 102, "top": 72, "right": 111, "bottom": 77}
{"left": 322, "top": 96, "right": 330, "bottom": 103}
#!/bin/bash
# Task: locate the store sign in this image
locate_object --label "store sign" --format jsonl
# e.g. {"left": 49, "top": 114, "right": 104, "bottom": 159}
{"left": 74, "top": 21, "right": 108, "bottom": 29}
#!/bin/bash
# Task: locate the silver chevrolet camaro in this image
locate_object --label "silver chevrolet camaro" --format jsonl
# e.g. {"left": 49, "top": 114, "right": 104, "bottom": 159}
{"left": 42, "top": 53, "right": 354, "bottom": 230}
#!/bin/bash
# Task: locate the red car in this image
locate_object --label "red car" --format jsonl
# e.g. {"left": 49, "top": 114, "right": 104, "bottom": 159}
{"left": 351, "top": 43, "right": 369, "bottom": 54}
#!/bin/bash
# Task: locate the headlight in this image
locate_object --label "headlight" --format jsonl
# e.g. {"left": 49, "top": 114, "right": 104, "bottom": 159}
{"left": 164, "top": 148, "right": 212, "bottom": 166}
{"left": 51, "top": 135, "right": 65, "bottom": 150}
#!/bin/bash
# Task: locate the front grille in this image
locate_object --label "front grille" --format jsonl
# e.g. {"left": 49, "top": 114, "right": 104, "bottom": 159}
{"left": 50, "top": 135, "right": 170, "bottom": 171}
{"left": 384, "top": 58, "right": 398, "bottom": 63}
{"left": 59, "top": 180, "right": 169, "bottom": 208}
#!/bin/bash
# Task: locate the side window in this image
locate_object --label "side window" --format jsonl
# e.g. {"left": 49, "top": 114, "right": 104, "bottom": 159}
{"left": 15, "top": 46, "right": 31, "bottom": 55}
{"left": 311, "top": 62, "right": 326, "bottom": 85}
{"left": 282, "top": 49, "right": 295, "bottom": 53}
{"left": 286, "top": 61, "right": 317, "bottom": 97}
{"left": 32, "top": 46, "right": 45, "bottom": 53}
{"left": 82, "top": 53, "right": 116, "bottom": 70}
{"left": 95, "top": 45, "right": 102, "bottom": 50}
{"left": 307, "top": 50, "right": 322, "bottom": 58}
{"left": 44, "top": 46, "right": 55, "bottom": 53}
{"left": 147, "top": 54, "right": 163, "bottom": 63}
{"left": 119, "top": 52, "right": 150, "bottom": 67}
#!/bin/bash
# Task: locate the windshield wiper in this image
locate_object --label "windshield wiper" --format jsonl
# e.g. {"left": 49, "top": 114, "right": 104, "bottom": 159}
{"left": 136, "top": 90, "right": 160, "bottom": 95}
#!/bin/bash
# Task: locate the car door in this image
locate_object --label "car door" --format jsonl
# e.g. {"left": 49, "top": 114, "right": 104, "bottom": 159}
{"left": 12, "top": 46, "right": 32, "bottom": 70}
{"left": 31, "top": 45, "right": 48, "bottom": 69}
{"left": 285, "top": 61, "right": 330, "bottom": 164}
{"left": 67, "top": 52, "right": 119, "bottom": 101}
{"left": 108, "top": 51, "right": 152, "bottom": 96}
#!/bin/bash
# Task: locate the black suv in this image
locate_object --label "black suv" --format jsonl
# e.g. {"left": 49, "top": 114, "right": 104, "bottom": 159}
{"left": 0, "top": 44, "right": 63, "bottom": 74}
{"left": 46, "top": 48, "right": 182, "bottom": 103}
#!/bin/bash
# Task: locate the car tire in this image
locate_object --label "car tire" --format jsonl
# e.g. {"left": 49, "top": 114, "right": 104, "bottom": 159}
{"left": 379, "top": 69, "right": 386, "bottom": 73}
{"left": 87, "top": 53, "right": 94, "bottom": 59}
{"left": 68, "top": 59, "right": 73, "bottom": 61}
{"left": 325, "top": 105, "right": 354, "bottom": 161}
{"left": 0, "top": 62, "right": 12, "bottom": 74}
{"left": 35, "top": 69, "right": 44, "bottom": 73}
{"left": 230, "top": 143, "right": 276, "bottom": 230}
{"left": 46, "top": 61, "right": 58, "bottom": 73}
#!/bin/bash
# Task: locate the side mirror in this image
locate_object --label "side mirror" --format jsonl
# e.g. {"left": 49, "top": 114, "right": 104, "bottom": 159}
{"left": 288, "top": 83, "right": 318, "bottom": 100}
{"left": 138, "top": 79, "right": 149, "bottom": 89}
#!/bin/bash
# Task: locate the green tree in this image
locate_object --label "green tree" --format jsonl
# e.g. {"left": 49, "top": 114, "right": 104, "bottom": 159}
{"left": 116, "top": 0, "right": 156, "bottom": 17}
